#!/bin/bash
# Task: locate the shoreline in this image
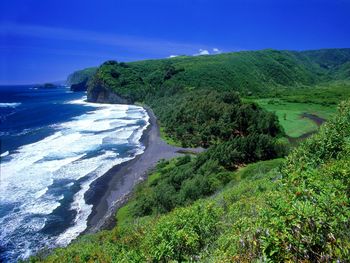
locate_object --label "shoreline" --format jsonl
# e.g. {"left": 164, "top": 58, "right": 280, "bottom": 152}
{"left": 84, "top": 105, "right": 204, "bottom": 233}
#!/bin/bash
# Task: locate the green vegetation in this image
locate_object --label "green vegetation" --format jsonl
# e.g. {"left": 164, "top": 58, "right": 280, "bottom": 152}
{"left": 117, "top": 90, "right": 284, "bottom": 218}
{"left": 159, "top": 126, "right": 182, "bottom": 146}
{"left": 129, "top": 49, "right": 323, "bottom": 96}
{"left": 34, "top": 49, "right": 350, "bottom": 262}
{"left": 149, "top": 90, "right": 282, "bottom": 148}
{"left": 254, "top": 99, "right": 336, "bottom": 137}
{"left": 247, "top": 80, "right": 350, "bottom": 137}
{"left": 300, "top": 48, "right": 350, "bottom": 79}
{"left": 264, "top": 80, "right": 350, "bottom": 105}
{"left": 87, "top": 49, "right": 350, "bottom": 141}
{"left": 31, "top": 99, "right": 350, "bottom": 262}
{"left": 88, "top": 61, "right": 145, "bottom": 102}
{"left": 66, "top": 67, "right": 97, "bottom": 85}
{"left": 87, "top": 48, "right": 350, "bottom": 101}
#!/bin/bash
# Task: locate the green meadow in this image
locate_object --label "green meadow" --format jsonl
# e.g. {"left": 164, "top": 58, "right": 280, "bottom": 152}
{"left": 249, "top": 80, "right": 350, "bottom": 138}
{"left": 254, "top": 99, "right": 336, "bottom": 137}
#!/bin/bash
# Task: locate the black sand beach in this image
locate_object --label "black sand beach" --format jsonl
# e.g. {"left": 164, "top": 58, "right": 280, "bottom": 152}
{"left": 85, "top": 106, "right": 204, "bottom": 233}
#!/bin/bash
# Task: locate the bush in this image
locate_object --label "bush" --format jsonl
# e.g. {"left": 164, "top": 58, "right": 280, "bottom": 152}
{"left": 144, "top": 202, "right": 223, "bottom": 262}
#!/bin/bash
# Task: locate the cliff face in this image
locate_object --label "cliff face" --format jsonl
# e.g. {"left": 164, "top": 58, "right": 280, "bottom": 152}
{"left": 70, "top": 80, "right": 88, "bottom": 92}
{"left": 86, "top": 61, "right": 138, "bottom": 104}
{"left": 87, "top": 84, "right": 132, "bottom": 104}
{"left": 67, "top": 67, "right": 97, "bottom": 85}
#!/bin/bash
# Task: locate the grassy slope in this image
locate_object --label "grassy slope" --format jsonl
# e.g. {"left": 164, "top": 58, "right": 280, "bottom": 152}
{"left": 116, "top": 158, "right": 180, "bottom": 228}
{"left": 127, "top": 48, "right": 350, "bottom": 94}
{"left": 66, "top": 67, "right": 97, "bottom": 85}
{"left": 33, "top": 49, "right": 350, "bottom": 261}
{"left": 114, "top": 157, "right": 283, "bottom": 229}
{"left": 34, "top": 100, "right": 350, "bottom": 262}
{"left": 89, "top": 48, "right": 350, "bottom": 139}
{"left": 129, "top": 49, "right": 324, "bottom": 95}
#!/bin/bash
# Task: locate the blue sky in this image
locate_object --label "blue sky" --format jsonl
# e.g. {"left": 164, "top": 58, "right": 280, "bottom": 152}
{"left": 1, "top": 0, "right": 349, "bottom": 85}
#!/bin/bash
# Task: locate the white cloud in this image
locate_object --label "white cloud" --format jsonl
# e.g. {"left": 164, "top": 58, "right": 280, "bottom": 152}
{"left": 193, "top": 49, "right": 210, "bottom": 56}
{"left": 213, "top": 48, "right": 222, "bottom": 54}
{"left": 168, "top": 55, "right": 178, "bottom": 58}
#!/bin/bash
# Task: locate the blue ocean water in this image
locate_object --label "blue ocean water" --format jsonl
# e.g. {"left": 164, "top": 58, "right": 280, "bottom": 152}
{"left": 0, "top": 85, "right": 149, "bottom": 262}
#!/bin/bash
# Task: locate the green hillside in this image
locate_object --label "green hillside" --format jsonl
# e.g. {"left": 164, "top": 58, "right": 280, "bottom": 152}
{"left": 301, "top": 48, "right": 350, "bottom": 79}
{"left": 131, "top": 50, "right": 320, "bottom": 94}
{"left": 66, "top": 67, "right": 97, "bottom": 85}
{"left": 87, "top": 49, "right": 350, "bottom": 141}
{"left": 88, "top": 48, "right": 350, "bottom": 100}
{"left": 32, "top": 99, "right": 350, "bottom": 262}
{"left": 31, "top": 48, "right": 350, "bottom": 262}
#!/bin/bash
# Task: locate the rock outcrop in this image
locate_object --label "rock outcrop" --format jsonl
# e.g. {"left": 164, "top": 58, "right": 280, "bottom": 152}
{"left": 36, "top": 83, "right": 57, "bottom": 89}
{"left": 87, "top": 85, "right": 132, "bottom": 104}
{"left": 70, "top": 80, "right": 88, "bottom": 92}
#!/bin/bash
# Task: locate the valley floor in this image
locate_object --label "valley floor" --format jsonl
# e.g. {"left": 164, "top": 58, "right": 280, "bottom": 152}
{"left": 251, "top": 80, "right": 350, "bottom": 138}
{"left": 255, "top": 99, "right": 334, "bottom": 138}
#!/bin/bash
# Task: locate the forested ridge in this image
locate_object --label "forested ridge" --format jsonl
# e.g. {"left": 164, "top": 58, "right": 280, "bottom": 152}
{"left": 85, "top": 48, "right": 350, "bottom": 145}
{"left": 32, "top": 48, "right": 350, "bottom": 262}
{"left": 85, "top": 48, "right": 350, "bottom": 101}
{"left": 66, "top": 67, "right": 97, "bottom": 86}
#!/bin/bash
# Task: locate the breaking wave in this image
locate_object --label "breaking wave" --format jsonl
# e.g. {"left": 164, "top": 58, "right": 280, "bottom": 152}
{"left": 0, "top": 99, "right": 149, "bottom": 262}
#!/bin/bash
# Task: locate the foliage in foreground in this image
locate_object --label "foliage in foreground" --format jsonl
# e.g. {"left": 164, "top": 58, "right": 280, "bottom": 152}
{"left": 32, "top": 99, "right": 350, "bottom": 262}
{"left": 126, "top": 129, "right": 283, "bottom": 218}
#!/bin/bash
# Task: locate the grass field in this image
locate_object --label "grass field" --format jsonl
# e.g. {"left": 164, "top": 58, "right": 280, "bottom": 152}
{"left": 254, "top": 99, "right": 336, "bottom": 137}
{"left": 247, "top": 80, "right": 350, "bottom": 138}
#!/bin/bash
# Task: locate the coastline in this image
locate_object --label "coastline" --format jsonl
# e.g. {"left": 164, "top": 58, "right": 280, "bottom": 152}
{"left": 84, "top": 106, "right": 204, "bottom": 233}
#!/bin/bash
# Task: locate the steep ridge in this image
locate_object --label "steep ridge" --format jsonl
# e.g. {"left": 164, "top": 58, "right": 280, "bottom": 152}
{"left": 86, "top": 48, "right": 350, "bottom": 104}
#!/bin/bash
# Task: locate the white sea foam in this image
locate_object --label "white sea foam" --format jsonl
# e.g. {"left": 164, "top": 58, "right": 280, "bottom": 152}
{"left": 0, "top": 102, "right": 21, "bottom": 108}
{"left": 34, "top": 187, "right": 49, "bottom": 199}
{"left": 1, "top": 150, "right": 9, "bottom": 157}
{"left": 0, "top": 98, "right": 150, "bottom": 262}
{"left": 55, "top": 155, "right": 132, "bottom": 246}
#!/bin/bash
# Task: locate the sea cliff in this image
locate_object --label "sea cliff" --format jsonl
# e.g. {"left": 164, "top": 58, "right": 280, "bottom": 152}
{"left": 87, "top": 84, "right": 132, "bottom": 104}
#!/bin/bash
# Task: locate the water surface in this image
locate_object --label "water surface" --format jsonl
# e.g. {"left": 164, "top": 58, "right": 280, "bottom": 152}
{"left": 0, "top": 85, "right": 149, "bottom": 262}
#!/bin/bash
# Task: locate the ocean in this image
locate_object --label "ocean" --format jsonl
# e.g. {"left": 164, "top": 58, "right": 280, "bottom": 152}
{"left": 0, "top": 85, "right": 149, "bottom": 262}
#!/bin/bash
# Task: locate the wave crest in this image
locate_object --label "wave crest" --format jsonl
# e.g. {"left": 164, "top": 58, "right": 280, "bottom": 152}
{"left": 0, "top": 102, "right": 21, "bottom": 108}
{"left": 0, "top": 100, "right": 149, "bottom": 262}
